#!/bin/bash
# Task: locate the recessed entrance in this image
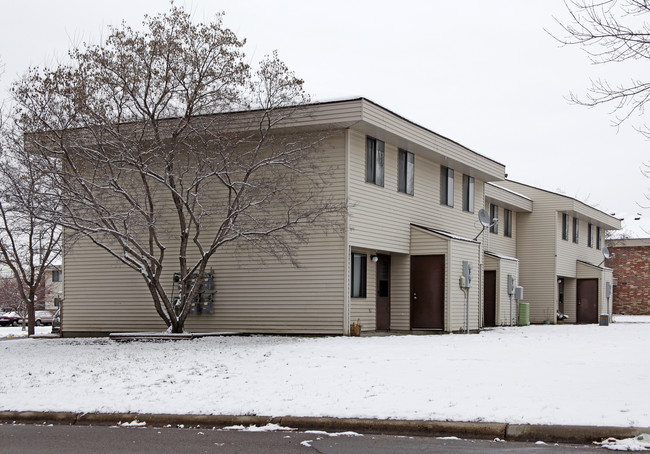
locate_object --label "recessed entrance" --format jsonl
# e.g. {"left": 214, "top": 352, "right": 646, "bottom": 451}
{"left": 410, "top": 254, "right": 445, "bottom": 330}
{"left": 484, "top": 270, "right": 497, "bottom": 327}
{"left": 376, "top": 254, "right": 391, "bottom": 330}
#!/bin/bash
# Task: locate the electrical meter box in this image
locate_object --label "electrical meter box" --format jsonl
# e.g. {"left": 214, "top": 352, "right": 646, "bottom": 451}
{"left": 515, "top": 286, "right": 524, "bottom": 302}
{"left": 462, "top": 261, "right": 473, "bottom": 288}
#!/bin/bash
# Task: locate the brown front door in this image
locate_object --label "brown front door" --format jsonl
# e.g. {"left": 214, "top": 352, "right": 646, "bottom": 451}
{"left": 411, "top": 255, "right": 445, "bottom": 330}
{"left": 484, "top": 270, "right": 497, "bottom": 327}
{"left": 376, "top": 254, "right": 391, "bottom": 330}
{"left": 577, "top": 278, "right": 599, "bottom": 323}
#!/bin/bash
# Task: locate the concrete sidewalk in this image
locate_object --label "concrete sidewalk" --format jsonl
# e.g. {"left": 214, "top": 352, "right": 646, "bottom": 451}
{"left": 1, "top": 411, "right": 648, "bottom": 444}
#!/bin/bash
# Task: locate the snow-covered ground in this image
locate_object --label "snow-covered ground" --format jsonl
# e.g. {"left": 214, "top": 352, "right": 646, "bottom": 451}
{"left": 0, "top": 325, "right": 53, "bottom": 338}
{"left": 1, "top": 318, "right": 649, "bottom": 428}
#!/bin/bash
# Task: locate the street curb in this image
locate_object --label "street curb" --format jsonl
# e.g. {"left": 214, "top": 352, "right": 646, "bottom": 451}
{"left": 1, "top": 411, "right": 648, "bottom": 444}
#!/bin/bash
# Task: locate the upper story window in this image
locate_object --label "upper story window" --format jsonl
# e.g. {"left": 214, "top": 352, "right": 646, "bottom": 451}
{"left": 351, "top": 253, "right": 367, "bottom": 298}
{"left": 462, "top": 175, "right": 474, "bottom": 213}
{"left": 572, "top": 217, "right": 579, "bottom": 244}
{"left": 397, "top": 149, "right": 414, "bottom": 195}
{"left": 365, "top": 137, "right": 384, "bottom": 186}
{"left": 440, "top": 166, "right": 454, "bottom": 207}
{"left": 490, "top": 203, "right": 499, "bottom": 234}
{"left": 562, "top": 213, "right": 569, "bottom": 241}
{"left": 52, "top": 270, "right": 62, "bottom": 282}
{"left": 596, "top": 226, "right": 602, "bottom": 250}
{"left": 504, "top": 209, "right": 513, "bottom": 238}
{"left": 587, "top": 223, "right": 593, "bottom": 248}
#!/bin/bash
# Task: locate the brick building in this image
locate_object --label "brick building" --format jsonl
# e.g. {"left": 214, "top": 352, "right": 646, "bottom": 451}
{"left": 605, "top": 238, "right": 650, "bottom": 315}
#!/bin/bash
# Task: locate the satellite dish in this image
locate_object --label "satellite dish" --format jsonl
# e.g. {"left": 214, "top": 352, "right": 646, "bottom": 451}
{"left": 478, "top": 209, "right": 491, "bottom": 227}
{"left": 602, "top": 247, "right": 611, "bottom": 260}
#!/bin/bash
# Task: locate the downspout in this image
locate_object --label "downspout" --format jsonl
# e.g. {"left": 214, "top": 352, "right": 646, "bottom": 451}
{"left": 343, "top": 129, "right": 351, "bottom": 335}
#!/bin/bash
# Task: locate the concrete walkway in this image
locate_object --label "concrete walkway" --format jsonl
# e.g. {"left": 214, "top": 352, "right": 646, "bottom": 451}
{"left": 1, "top": 411, "right": 648, "bottom": 444}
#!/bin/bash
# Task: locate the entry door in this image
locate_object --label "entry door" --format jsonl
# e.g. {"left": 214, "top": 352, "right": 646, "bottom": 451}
{"left": 376, "top": 254, "right": 391, "bottom": 330}
{"left": 577, "top": 278, "right": 599, "bottom": 323}
{"left": 410, "top": 255, "right": 445, "bottom": 330}
{"left": 484, "top": 270, "right": 497, "bottom": 327}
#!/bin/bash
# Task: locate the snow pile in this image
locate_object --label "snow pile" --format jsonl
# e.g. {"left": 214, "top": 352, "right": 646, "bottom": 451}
{"left": 1, "top": 322, "right": 650, "bottom": 427}
{"left": 222, "top": 423, "right": 294, "bottom": 432}
{"left": 597, "top": 434, "right": 650, "bottom": 451}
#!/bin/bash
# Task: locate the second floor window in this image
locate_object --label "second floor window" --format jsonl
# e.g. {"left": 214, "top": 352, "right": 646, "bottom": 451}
{"left": 596, "top": 226, "right": 602, "bottom": 250}
{"left": 440, "top": 166, "right": 454, "bottom": 207}
{"left": 562, "top": 213, "right": 569, "bottom": 241}
{"left": 588, "top": 223, "right": 593, "bottom": 248}
{"left": 52, "top": 270, "right": 62, "bottom": 282}
{"left": 490, "top": 203, "right": 499, "bottom": 234}
{"left": 573, "top": 217, "right": 579, "bottom": 244}
{"left": 398, "top": 149, "right": 414, "bottom": 195}
{"left": 366, "top": 137, "right": 385, "bottom": 186}
{"left": 462, "top": 175, "right": 474, "bottom": 212}
{"left": 504, "top": 209, "right": 512, "bottom": 237}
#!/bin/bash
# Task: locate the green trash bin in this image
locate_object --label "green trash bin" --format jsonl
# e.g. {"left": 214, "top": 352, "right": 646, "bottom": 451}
{"left": 518, "top": 302, "right": 530, "bottom": 326}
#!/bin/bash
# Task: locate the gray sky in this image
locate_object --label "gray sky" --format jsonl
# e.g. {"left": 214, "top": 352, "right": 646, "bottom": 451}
{"left": 1, "top": 0, "right": 648, "bottom": 236}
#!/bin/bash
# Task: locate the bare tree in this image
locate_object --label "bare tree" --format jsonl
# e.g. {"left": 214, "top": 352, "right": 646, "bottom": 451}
{"left": 10, "top": 6, "right": 344, "bottom": 333}
{"left": 553, "top": 0, "right": 650, "bottom": 133}
{"left": 0, "top": 120, "right": 62, "bottom": 335}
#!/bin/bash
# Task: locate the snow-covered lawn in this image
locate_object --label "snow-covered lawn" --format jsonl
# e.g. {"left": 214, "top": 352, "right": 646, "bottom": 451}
{"left": 1, "top": 318, "right": 649, "bottom": 428}
{"left": 0, "top": 326, "right": 53, "bottom": 338}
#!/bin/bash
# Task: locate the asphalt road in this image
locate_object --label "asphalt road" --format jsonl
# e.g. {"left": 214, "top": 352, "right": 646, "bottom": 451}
{"left": 0, "top": 423, "right": 603, "bottom": 453}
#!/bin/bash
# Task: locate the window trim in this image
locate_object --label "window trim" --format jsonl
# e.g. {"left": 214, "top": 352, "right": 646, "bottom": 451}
{"left": 587, "top": 223, "right": 593, "bottom": 248}
{"left": 440, "top": 166, "right": 454, "bottom": 207}
{"left": 596, "top": 226, "right": 602, "bottom": 250}
{"left": 462, "top": 175, "right": 475, "bottom": 213}
{"left": 572, "top": 217, "right": 579, "bottom": 244}
{"left": 490, "top": 203, "right": 499, "bottom": 234}
{"left": 365, "top": 137, "right": 385, "bottom": 186}
{"left": 504, "top": 208, "right": 512, "bottom": 238}
{"left": 397, "top": 149, "right": 414, "bottom": 195}
{"left": 351, "top": 253, "right": 367, "bottom": 298}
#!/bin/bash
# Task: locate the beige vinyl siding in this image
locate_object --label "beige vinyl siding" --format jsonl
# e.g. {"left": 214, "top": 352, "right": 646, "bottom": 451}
{"left": 483, "top": 206, "right": 517, "bottom": 258}
{"left": 359, "top": 100, "right": 504, "bottom": 182}
{"left": 62, "top": 136, "right": 347, "bottom": 335}
{"left": 449, "top": 240, "right": 482, "bottom": 331}
{"left": 348, "top": 130, "right": 485, "bottom": 254}
{"left": 390, "top": 253, "right": 410, "bottom": 330}
{"left": 557, "top": 214, "right": 609, "bottom": 277}
{"left": 505, "top": 203, "right": 557, "bottom": 323}
{"left": 499, "top": 180, "right": 620, "bottom": 324}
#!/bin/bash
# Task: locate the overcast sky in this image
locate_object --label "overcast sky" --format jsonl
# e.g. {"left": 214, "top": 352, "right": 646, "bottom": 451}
{"left": 1, "top": 0, "right": 648, "bottom": 237}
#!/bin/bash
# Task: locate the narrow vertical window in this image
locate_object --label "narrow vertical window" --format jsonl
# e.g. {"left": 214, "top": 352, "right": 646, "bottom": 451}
{"left": 365, "top": 137, "right": 384, "bottom": 186}
{"left": 573, "top": 217, "right": 579, "bottom": 244}
{"left": 440, "top": 166, "right": 454, "bottom": 207}
{"left": 462, "top": 175, "right": 474, "bottom": 212}
{"left": 562, "top": 213, "right": 569, "bottom": 241}
{"left": 596, "top": 226, "right": 602, "bottom": 250}
{"left": 490, "top": 203, "right": 499, "bottom": 234}
{"left": 398, "top": 149, "right": 414, "bottom": 195}
{"left": 587, "top": 223, "right": 593, "bottom": 248}
{"left": 351, "top": 253, "right": 367, "bottom": 298}
{"left": 504, "top": 209, "right": 512, "bottom": 237}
